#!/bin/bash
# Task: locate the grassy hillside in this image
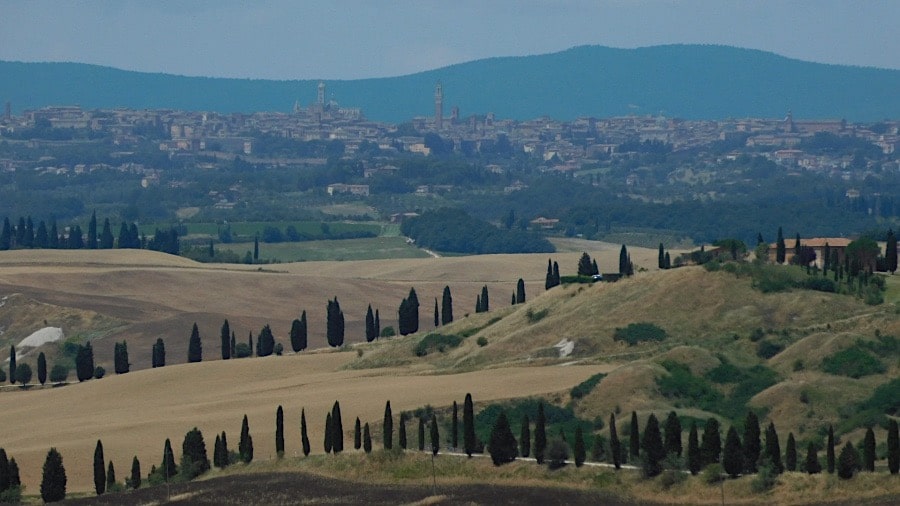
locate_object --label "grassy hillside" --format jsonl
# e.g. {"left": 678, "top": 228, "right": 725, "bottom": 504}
{"left": 4, "top": 45, "right": 900, "bottom": 121}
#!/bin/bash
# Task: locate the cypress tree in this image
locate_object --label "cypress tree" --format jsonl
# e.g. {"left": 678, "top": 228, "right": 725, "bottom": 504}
{"left": 806, "top": 442, "right": 821, "bottom": 474}
{"left": 106, "top": 461, "right": 115, "bottom": 491}
{"left": 247, "top": 330, "right": 253, "bottom": 355}
{"left": 87, "top": 211, "right": 97, "bottom": 249}
{"left": 7, "top": 345, "right": 14, "bottom": 384}
{"left": 374, "top": 309, "right": 380, "bottom": 338}
{"left": 578, "top": 252, "right": 593, "bottom": 276}
{"left": 863, "top": 427, "right": 876, "bottom": 472}
{"left": 181, "top": 429, "right": 209, "bottom": 478}
{"left": 480, "top": 285, "right": 489, "bottom": 312}
{"left": 331, "top": 401, "right": 343, "bottom": 454}
{"left": 664, "top": 411, "right": 682, "bottom": 457}
{"left": 220, "top": 320, "right": 231, "bottom": 360}
{"left": 687, "top": 422, "right": 701, "bottom": 475}
{"left": 533, "top": 401, "right": 546, "bottom": 464}
{"left": 152, "top": 338, "right": 165, "bottom": 368}
{"left": 574, "top": 425, "right": 586, "bottom": 467}
{"left": 40, "top": 447, "right": 67, "bottom": 503}
{"left": 301, "top": 409, "right": 310, "bottom": 457}
{"left": 354, "top": 418, "right": 361, "bottom": 450}
{"left": 100, "top": 218, "right": 114, "bottom": 249}
{"left": 837, "top": 441, "right": 859, "bottom": 479}
{"left": 290, "top": 318, "right": 303, "bottom": 351}
{"left": 520, "top": 413, "right": 531, "bottom": 458}
{"left": 441, "top": 286, "right": 453, "bottom": 324}
{"left": 629, "top": 411, "right": 640, "bottom": 460}
{"left": 383, "top": 401, "right": 393, "bottom": 450}
{"left": 658, "top": 243, "right": 665, "bottom": 269}
{"left": 230, "top": 331, "right": 236, "bottom": 357}
{"left": 786, "top": 432, "right": 797, "bottom": 471}
{"left": 36, "top": 220, "right": 48, "bottom": 248}
{"left": 794, "top": 233, "right": 802, "bottom": 263}
{"left": 326, "top": 297, "right": 345, "bottom": 347}
{"left": 700, "top": 418, "right": 721, "bottom": 466}
{"left": 723, "top": 426, "right": 743, "bottom": 478}
{"left": 93, "top": 439, "right": 106, "bottom": 495}
{"left": 765, "top": 422, "right": 783, "bottom": 474}
{"left": 464, "top": 393, "right": 477, "bottom": 457}
{"left": 0, "top": 449, "right": 9, "bottom": 492}
{"left": 239, "top": 415, "right": 253, "bottom": 463}
{"left": 363, "top": 423, "right": 372, "bottom": 453}
{"left": 474, "top": 295, "right": 480, "bottom": 314}
{"left": 552, "top": 261, "right": 560, "bottom": 286}
{"left": 221, "top": 431, "right": 230, "bottom": 467}
{"left": 609, "top": 413, "right": 621, "bottom": 469}
{"left": 256, "top": 324, "right": 275, "bottom": 357}
{"left": 776, "top": 227, "right": 786, "bottom": 264}
{"left": 888, "top": 419, "right": 899, "bottom": 474}
{"left": 430, "top": 413, "right": 440, "bottom": 456}
{"left": 827, "top": 425, "right": 836, "bottom": 474}
{"left": 275, "top": 405, "right": 285, "bottom": 458}
{"left": 37, "top": 351, "right": 47, "bottom": 385}
{"left": 433, "top": 298, "right": 439, "bottom": 327}
{"left": 324, "top": 413, "right": 332, "bottom": 453}
{"left": 592, "top": 259, "right": 599, "bottom": 275}
{"left": 451, "top": 401, "right": 459, "bottom": 449}
{"left": 743, "top": 411, "right": 762, "bottom": 473}
{"left": 619, "top": 244, "right": 629, "bottom": 275}
{"left": 545, "top": 258, "right": 554, "bottom": 289}
{"left": 641, "top": 414, "right": 665, "bottom": 477}
{"left": 213, "top": 435, "right": 222, "bottom": 468}
{"left": 114, "top": 340, "right": 129, "bottom": 374}
{"left": 75, "top": 342, "right": 94, "bottom": 381}
{"left": 0, "top": 218, "right": 9, "bottom": 250}
{"left": 418, "top": 416, "right": 426, "bottom": 451}
{"left": 511, "top": 292, "right": 516, "bottom": 305}
{"left": 161, "top": 438, "right": 177, "bottom": 478}
{"left": 516, "top": 278, "right": 525, "bottom": 303}
{"left": 130, "top": 456, "right": 141, "bottom": 489}
{"left": 253, "top": 233, "right": 259, "bottom": 261}
{"left": 299, "top": 311, "right": 308, "bottom": 351}
{"left": 188, "top": 323, "right": 202, "bottom": 363}
{"left": 7, "top": 458, "right": 17, "bottom": 489}
{"left": 365, "top": 305, "right": 376, "bottom": 342}
{"left": 488, "top": 411, "right": 517, "bottom": 465}
{"left": 399, "top": 413, "right": 408, "bottom": 450}
{"left": 408, "top": 288, "right": 419, "bottom": 333}
{"left": 887, "top": 229, "right": 898, "bottom": 274}
{"left": 50, "top": 219, "right": 59, "bottom": 248}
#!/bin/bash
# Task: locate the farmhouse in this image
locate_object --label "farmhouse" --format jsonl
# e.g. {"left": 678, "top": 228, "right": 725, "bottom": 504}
{"left": 768, "top": 237, "right": 851, "bottom": 268}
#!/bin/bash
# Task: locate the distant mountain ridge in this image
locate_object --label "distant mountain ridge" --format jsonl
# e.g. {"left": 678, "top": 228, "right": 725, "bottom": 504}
{"left": 2, "top": 44, "right": 900, "bottom": 122}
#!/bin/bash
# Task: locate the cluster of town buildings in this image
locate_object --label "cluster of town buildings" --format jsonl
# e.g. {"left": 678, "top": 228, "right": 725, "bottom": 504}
{"left": 1, "top": 83, "right": 898, "bottom": 181}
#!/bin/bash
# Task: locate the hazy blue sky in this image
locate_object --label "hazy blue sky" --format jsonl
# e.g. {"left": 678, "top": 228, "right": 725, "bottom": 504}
{"left": 1, "top": 0, "right": 896, "bottom": 80}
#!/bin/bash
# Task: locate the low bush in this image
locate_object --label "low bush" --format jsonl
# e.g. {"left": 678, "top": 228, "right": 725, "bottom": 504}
{"left": 49, "top": 364, "right": 68, "bottom": 382}
{"left": 613, "top": 322, "right": 667, "bottom": 346}
{"left": 570, "top": 373, "right": 606, "bottom": 400}
{"left": 380, "top": 326, "right": 396, "bottom": 338}
{"left": 756, "top": 340, "right": 784, "bottom": 359}
{"left": 476, "top": 336, "right": 488, "bottom": 347}
{"left": 525, "top": 308, "right": 549, "bottom": 323}
{"left": 658, "top": 361, "right": 722, "bottom": 409}
{"left": 234, "top": 343, "right": 252, "bottom": 358}
{"left": 822, "top": 345, "right": 885, "bottom": 378}
{"left": 414, "top": 334, "right": 463, "bottom": 356}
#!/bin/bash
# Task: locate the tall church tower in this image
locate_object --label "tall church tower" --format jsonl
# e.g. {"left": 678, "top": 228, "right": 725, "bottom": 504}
{"left": 317, "top": 81, "right": 326, "bottom": 107}
{"left": 434, "top": 82, "right": 443, "bottom": 130}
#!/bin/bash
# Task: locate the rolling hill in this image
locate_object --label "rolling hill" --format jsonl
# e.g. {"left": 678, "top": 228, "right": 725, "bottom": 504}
{"left": 3, "top": 45, "right": 900, "bottom": 121}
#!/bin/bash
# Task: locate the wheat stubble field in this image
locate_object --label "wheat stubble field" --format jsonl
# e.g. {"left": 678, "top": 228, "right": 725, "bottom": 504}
{"left": 0, "top": 246, "right": 655, "bottom": 493}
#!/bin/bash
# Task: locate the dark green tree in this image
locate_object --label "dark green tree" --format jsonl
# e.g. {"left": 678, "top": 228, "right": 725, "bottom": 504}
{"left": 433, "top": 298, "right": 439, "bottom": 327}
{"left": 253, "top": 233, "right": 259, "bottom": 261}
{"left": 35, "top": 220, "right": 48, "bottom": 248}
{"left": 418, "top": 416, "right": 426, "bottom": 451}
{"left": 256, "top": 324, "right": 275, "bottom": 357}
{"left": 87, "top": 211, "right": 97, "bottom": 249}
{"left": 220, "top": 431, "right": 230, "bottom": 467}
{"left": 152, "top": 338, "right": 165, "bottom": 368}
{"left": 553, "top": 261, "right": 560, "bottom": 286}
{"left": 511, "top": 292, "right": 516, "bottom": 305}
{"left": 239, "top": 415, "right": 253, "bottom": 463}
{"left": 863, "top": 427, "right": 876, "bottom": 472}
{"left": 354, "top": 417, "right": 362, "bottom": 450}
{"left": 326, "top": 297, "right": 345, "bottom": 347}
{"left": 806, "top": 442, "right": 821, "bottom": 474}
{"left": 887, "top": 229, "right": 898, "bottom": 274}
{"left": 827, "top": 425, "right": 836, "bottom": 474}
{"left": 480, "top": 285, "right": 489, "bottom": 312}
{"left": 533, "top": 401, "right": 546, "bottom": 464}
{"left": 619, "top": 245, "right": 629, "bottom": 275}
{"left": 451, "top": 401, "right": 459, "bottom": 449}
{"left": 0, "top": 218, "right": 9, "bottom": 250}
{"left": 113, "top": 341, "right": 129, "bottom": 374}
{"left": 441, "top": 286, "right": 453, "bottom": 324}
{"left": 37, "top": 351, "right": 47, "bottom": 385}
{"left": 520, "top": 413, "right": 531, "bottom": 458}
{"left": 578, "top": 252, "right": 593, "bottom": 276}
{"left": 40, "top": 447, "right": 67, "bottom": 503}
{"left": 187, "top": 323, "right": 202, "bottom": 363}
{"left": 7, "top": 345, "right": 14, "bottom": 384}
{"left": 743, "top": 411, "right": 762, "bottom": 473}
{"left": 331, "top": 401, "right": 343, "bottom": 454}
{"left": 181, "top": 427, "right": 209, "bottom": 479}
{"left": 130, "top": 456, "right": 141, "bottom": 489}
{"left": 213, "top": 434, "right": 222, "bottom": 469}
{"left": 100, "top": 218, "right": 114, "bottom": 249}
{"left": 687, "top": 422, "right": 701, "bottom": 475}
{"left": 776, "top": 227, "right": 786, "bottom": 263}
{"left": 516, "top": 278, "right": 525, "bottom": 303}
{"left": 464, "top": 393, "right": 477, "bottom": 457}
{"left": 93, "top": 440, "right": 106, "bottom": 495}
{"left": 765, "top": 422, "right": 783, "bottom": 474}
{"left": 398, "top": 412, "right": 408, "bottom": 450}
{"left": 294, "top": 311, "right": 308, "bottom": 351}
{"left": 365, "top": 305, "right": 376, "bottom": 342}
{"left": 488, "top": 410, "right": 517, "bottom": 465}
{"left": 275, "top": 405, "right": 285, "bottom": 458}
{"left": 889, "top": 419, "right": 899, "bottom": 475}
{"left": 324, "top": 413, "right": 332, "bottom": 453}
{"left": 220, "top": 320, "right": 231, "bottom": 360}
{"left": 374, "top": 309, "right": 380, "bottom": 338}
{"left": 383, "top": 401, "right": 393, "bottom": 450}
{"left": 0, "top": 448, "right": 8, "bottom": 492}
{"left": 609, "top": 413, "right": 621, "bottom": 469}
{"left": 837, "top": 441, "right": 859, "bottom": 479}
{"left": 161, "top": 438, "right": 177, "bottom": 479}
{"left": 700, "top": 418, "right": 721, "bottom": 467}
{"left": 786, "top": 432, "right": 797, "bottom": 472}
{"left": 629, "top": 411, "right": 640, "bottom": 460}
{"left": 545, "top": 259, "right": 554, "bottom": 289}
{"left": 14, "top": 363, "right": 31, "bottom": 384}
{"left": 658, "top": 243, "right": 666, "bottom": 269}
{"left": 75, "top": 342, "right": 94, "bottom": 382}
{"left": 430, "top": 413, "right": 440, "bottom": 456}
{"left": 7, "top": 457, "right": 18, "bottom": 490}
{"left": 641, "top": 414, "right": 665, "bottom": 477}
{"left": 723, "top": 426, "right": 743, "bottom": 478}
{"left": 664, "top": 411, "right": 682, "bottom": 457}
{"left": 301, "top": 409, "right": 310, "bottom": 457}
{"left": 363, "top": 423, "right": 372, "bottom": 453}
{"left": 49, "top": 219, "right": 59, "bottom": 249}
{"left": 574, "top": 425, "right": 586, "bottom": 467}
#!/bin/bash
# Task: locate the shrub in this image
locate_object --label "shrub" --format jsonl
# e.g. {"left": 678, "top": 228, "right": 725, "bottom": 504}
{"left": 380, "top": 326, "right": 396, "bottom": 338}
{"left": 658, "top": 361, "right": 722, "bottom": 409}
{"left": 822, "top": 345, "right": 885, "bottom": 378}
{"left": 274, "top": 343, "right": 283, "bottom": 356}
{"left": 756, "top": 340, "right": 784, "bottom": 359}
{"left": 570, "top": 373, "right": 606, "bottom": 400}
{"left": 613, "top": 323, "right": 667, "bottom": 346}
{"left": 751, "top": 461, "right": 778, "bottom": 492}
{"left": 476, "top": 336, "right": 488, "bottom": 347}
{"left": 93, "top": 366, "right": 105, "bottom": 379}
{"left": 749, "top": 327, "right": 766, "bottom": 342}
{"left": 546, "top": 438, "right": 569, "bottom": 470}
{"left": 49, "top": 365, "right": 68, "bottom": 383}
{"left": 802, "top": 277, "right": 836, "bottom": 292}
{"left": 702, "top": 463, "right": 724, "bottom": 484}
{"left": 14, "top": 363, "right": 32, "bottom": 384}
{"left": 414, "top": 334, "right": 463, "bottom": 357}
{"left": 234, "top": 343, "right": 252, "bottom": 358}
{"left": 525, "top": 308, "right": 549, "bottom": 323}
